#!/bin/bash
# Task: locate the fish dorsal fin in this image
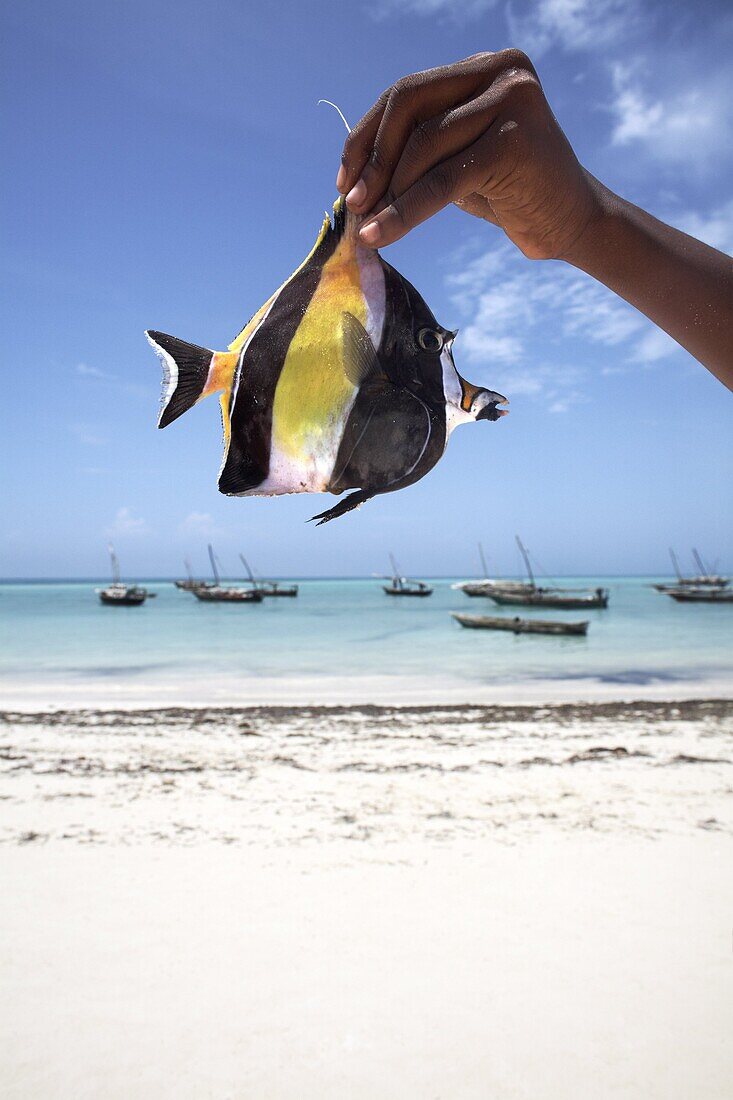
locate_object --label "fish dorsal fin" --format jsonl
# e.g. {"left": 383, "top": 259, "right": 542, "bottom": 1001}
{"left": 341, "top": 312, "right": 383, "bottom": 388}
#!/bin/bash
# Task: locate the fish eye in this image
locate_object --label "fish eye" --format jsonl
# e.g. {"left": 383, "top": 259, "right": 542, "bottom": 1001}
{"left": 417, "top": 328, "right": 444, "bottom": 352}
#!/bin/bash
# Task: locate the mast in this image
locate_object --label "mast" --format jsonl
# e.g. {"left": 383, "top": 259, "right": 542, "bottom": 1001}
{"left": 478, "top": 542, "right": 489, "bottom": 579}
{"left": 108, "top": 543, "right": 121, "bottom": 584}
{"left": 239, "top": 554, "right": 257, "bottom": 588}
{"left": 515, "top": 535, "right": 535, "bottom": 588}
{"left": 389, "top": 552, "right": 402, "bottom": 590}
{"left": 692, "top": 548, "right": 708, "bottom": 577}
{"left": 669, "top": 548, "right": 682, "bottom": 580}
{"left": 184, "top": 557, "right": 193, "bottom": 582}
{"left": 208, "top": 543, "right": 220, "bottom": 586}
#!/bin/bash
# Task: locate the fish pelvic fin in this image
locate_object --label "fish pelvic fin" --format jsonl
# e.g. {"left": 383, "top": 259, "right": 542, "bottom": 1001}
{"left": 146, "top": 331, "right": 237, "bottom": 429}
{"left": 308, "top": 489, "right": 373, "bottom": 526}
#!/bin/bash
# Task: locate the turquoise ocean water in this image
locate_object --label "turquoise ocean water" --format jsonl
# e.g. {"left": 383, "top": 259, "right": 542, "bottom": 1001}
{"left": 0, "top": 578, "right": 731, "bottom": 708}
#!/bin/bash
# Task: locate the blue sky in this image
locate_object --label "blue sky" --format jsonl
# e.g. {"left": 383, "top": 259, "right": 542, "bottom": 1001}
{"left": 2, "top": 0, "right": 731, "bottom": 579}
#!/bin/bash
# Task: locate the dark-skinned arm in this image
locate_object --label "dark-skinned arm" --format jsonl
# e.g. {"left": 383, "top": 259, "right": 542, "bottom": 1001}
{"left": 337, "top": 51, "right": 733, "bottom": 391}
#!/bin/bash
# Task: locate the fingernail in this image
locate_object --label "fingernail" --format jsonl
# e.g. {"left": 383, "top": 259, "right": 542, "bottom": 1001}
{"left": 336, "top": 165, "right": 347, "bottom": 193}
{"left": 359, "top": 220, "right": 381, "bottom": 246}
{"left": 346, "top": 179, "right": 367, "bottom": 208}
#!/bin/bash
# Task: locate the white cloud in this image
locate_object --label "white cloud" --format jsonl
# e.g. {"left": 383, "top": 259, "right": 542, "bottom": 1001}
{"left": 373, "top": 0, "right": 496, "bottom": 18}
{"left": 506, "top": 0, "right": 638, "bottom": 56}
{"left": 76, "top": 363, "right": 107, "bottom": 379}
{"left": 105, "top": 507, "right": 148, "bottom": 538}
{"left": 631, "top": 328, "right": 679, "bottom": 365}
{"left": 179, "top": 512, "right": 222, "bottom": 538}
{"left": 609, "top": 62, "right": 728, "bottom": 167}
{"left": 69, "top": 423, "right": 107, "bottom": 446}
{"left": 446, "top": 234, "right": 685, "bottom": 400}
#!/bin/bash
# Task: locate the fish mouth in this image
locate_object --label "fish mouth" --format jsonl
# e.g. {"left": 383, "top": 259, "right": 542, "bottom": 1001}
{"left": 475, "top": 390, "right": 509, "bottom": 422}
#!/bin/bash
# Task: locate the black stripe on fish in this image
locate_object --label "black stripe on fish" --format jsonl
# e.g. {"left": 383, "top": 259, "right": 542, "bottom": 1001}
{"left": 218, "top": 210, "right": 344, "bottom": 496}
{"left": 327, "top": 262, "right": 447, "bottom": 505}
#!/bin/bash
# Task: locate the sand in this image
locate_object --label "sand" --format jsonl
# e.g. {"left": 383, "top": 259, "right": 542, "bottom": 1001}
{"left": 1, "top": 700, "right": 732, "bottom": 1098}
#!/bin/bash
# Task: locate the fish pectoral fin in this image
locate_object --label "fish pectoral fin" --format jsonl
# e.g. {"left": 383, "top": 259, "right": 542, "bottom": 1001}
{"left": 341, "top": 312, "right": 384, "bottom": 389}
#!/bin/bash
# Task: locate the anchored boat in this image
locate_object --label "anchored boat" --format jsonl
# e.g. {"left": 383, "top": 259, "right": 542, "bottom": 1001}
{"left": 452, "top": 543, "right": 534, "bottom": 598}
{"left": 96, "top": 545, "right": 154, "bottom": 606}
{"left": 486, "top": 537, "right": 609, "bottom": 609}
{"left": 653, "top": 548, "right": 729, "bottom": 592}
{"left": 664, "top": 586, "right": 733, "bottom": 603}
{"left": 239, "top": 554, "right": 298, "bottom": 597}
{"left": 174, "top": 558, "right": 210, "bottom": 591}
{"left": 191, "top": 545, "right": 263, "bottom": 603}
{"left": 452, "top": 612, "right": 589, "bottom": 636}
{"left": 381, "top": 554, "right": 433, "bottom": 597}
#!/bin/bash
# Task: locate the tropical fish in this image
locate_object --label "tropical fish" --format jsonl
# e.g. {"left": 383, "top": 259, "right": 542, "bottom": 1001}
{"left": 146, "top": 198, "right": 507, "bottom": 524}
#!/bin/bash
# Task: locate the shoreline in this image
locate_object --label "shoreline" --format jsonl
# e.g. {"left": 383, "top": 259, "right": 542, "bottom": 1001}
{"left": 3, "top": 695, "right": 732, "bottom": 722}
{"left": 2, "top": 673, "right": 732, "bottom": 712}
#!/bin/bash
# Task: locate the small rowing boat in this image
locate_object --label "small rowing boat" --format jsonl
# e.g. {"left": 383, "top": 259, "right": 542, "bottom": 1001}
{"left": 452, "top": 613, "right": 589, "bottom": 636}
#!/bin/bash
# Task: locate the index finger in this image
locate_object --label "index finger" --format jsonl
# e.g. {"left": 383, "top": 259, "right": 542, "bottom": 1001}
{"left": 336, "top": 90, "right": 390, "bottom": 195}
{"left": 336, "top": 55, "right": 493, "bottom": 202}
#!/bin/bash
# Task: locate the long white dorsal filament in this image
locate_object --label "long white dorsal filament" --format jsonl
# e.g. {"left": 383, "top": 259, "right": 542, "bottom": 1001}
{"left": 317, "top": 99, "right": 351, "bottom": 134}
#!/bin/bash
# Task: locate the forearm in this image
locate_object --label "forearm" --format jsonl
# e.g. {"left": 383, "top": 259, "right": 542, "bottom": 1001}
{"left": 564, "top": 177, "right": 733, "bottom": 390}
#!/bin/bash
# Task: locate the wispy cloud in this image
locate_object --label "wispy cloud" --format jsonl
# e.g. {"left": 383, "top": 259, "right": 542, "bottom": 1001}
{"left": 373, "top": 0, "right": 497, "bottom": 19}
{"left": 76, "top": 362, "right": 108, "bottom": 379}
{"left": 609, "top": 61, "right": 726, "bottom": 167}
{"left": 446, "top": 236, "right": 682, "bottom": 401}
{"left": 178, "top": 511, "right": 223, "bottom": 538}
{"left": 105, "top": 507, "right": 148, "bottom": 538}
{"left": 69, "top": 422, "right": 107, "bottom": 446}
{"left": 506, "top": 0, "right": 640, "bottom": 56}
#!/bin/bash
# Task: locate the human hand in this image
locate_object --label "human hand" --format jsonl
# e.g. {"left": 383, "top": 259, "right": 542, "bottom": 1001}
{"left": 337, "top": 51, "right": 600, "bottom": 261}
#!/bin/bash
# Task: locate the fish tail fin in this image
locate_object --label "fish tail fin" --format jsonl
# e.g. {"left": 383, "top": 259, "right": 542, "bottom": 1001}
{"left": 308, "top": 490, "right": 372, "bottom": 526}
{"left": 146, "top": 330, "right": 231, "bottom": 429}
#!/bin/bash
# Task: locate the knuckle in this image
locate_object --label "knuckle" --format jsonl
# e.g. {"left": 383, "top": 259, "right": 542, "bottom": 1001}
{"left": 390, "top": 199, "right": 408, "bottom": 228}
{"left": 425, "top": 164, "right": 454, "bottom": 204}
{"left": 497, "top": 47, "right": 533, "bottom": 72}
{"left": 501, "top": 71, "right": 542, "bottom": 104}
{"left": 368, "top": 143, "right": 387, "bottom": 173}
{"left": 408, "top": 118, "right": 437, "bottom": 157}
{"left": 391, "top": 73, "right": 422, "bottom": 107}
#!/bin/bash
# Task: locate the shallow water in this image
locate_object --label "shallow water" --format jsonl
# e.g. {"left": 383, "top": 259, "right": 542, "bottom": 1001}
{"left": 0, "top": 578, "right": 731, "bottom": 706}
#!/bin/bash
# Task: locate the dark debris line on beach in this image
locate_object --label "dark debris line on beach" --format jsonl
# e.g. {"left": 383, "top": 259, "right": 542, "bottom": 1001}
{"left": 2, "top": 697, "right": 732, "bottom": 727}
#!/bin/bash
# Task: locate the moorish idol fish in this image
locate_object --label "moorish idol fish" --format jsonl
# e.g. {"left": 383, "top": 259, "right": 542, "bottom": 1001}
{"left": 146, "top": 198, "right": 507, "bottom": 524}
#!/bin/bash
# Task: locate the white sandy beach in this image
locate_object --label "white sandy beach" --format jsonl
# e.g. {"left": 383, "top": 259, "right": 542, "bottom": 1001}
{"left": 2, "top": 699, "right": 732, "bottom": 1098}
{"left": 3, "top": 670, "right": 733, "bottom": 712}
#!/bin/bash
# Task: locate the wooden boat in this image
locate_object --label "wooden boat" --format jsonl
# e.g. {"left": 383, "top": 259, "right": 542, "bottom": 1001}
{"left": 191, "top": 546, "right": 263, "bottom": 603}
{"left": 652, "top": 549, "right": 729, "bottom": 591}
{"left": 456, "top": 580, "right": 533, "bottom": 597}
{"left": 97, "top": 545, "right": 154, "bottom": 606}
{"left": 665, "top": 587, "right": 733, "bottom": 603}
{"left": 384, "top": 580, "right": 432, "bottom": 597}
{"left": 192, "top": 585, "right": 262, "bottom": 603}
{"left": 489, "top": 588, "right": 609, "bottom": 609}
{"left": 486, "top": 536, "right": 609, "bottom": 609}
{"left": 382, "top": 554, "right": 432, "bottom": 597}
{"left": 174, "top": 558, "right": 210, "bottom": 591}
{"left": 452, "top": 612, "right": 589, "bottom": 636}
{"left": 258, "top": 581, "right": 299, "bottom": 597}
{"left": 239, "top": 554, "right": 298, "bottom": 597}
{"left": 452, "top": 543, "right": 534, "bottom": 597}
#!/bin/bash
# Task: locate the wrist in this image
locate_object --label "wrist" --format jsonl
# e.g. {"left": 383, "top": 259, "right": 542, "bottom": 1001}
{"left": 559, "top": 173, "right": 626, "bottom": 272}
